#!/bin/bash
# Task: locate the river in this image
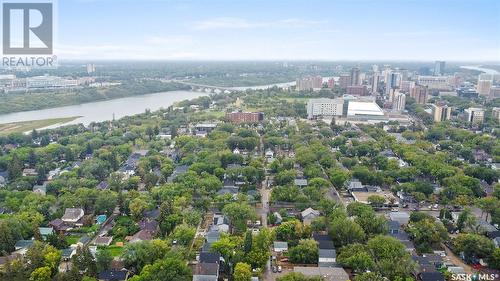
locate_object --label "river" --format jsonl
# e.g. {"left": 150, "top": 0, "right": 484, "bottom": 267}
{"left": 0, "top": 77, "right": 331, "bottom": 128}
{"left": 0, "top": 90, "right": 208, "bottom": 126}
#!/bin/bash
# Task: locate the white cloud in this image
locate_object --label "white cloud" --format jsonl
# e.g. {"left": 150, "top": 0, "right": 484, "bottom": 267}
{"left": 192, "top": 17, "right": 326, "bottom": 30}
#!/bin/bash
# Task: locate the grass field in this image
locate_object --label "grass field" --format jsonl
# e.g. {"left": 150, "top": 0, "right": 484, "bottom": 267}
{"left": 0, "top": 117, "right": 80, "bottom": 136}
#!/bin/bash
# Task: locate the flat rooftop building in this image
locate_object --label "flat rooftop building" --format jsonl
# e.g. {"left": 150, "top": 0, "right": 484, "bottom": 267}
{"left": 347, "top": 101, "right": 384, "bottom": 117}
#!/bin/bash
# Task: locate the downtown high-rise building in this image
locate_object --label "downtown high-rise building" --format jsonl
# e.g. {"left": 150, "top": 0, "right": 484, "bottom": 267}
{"left": 410, "top": 85, "right": 428, "bottom": 104}
{"left": 464, "top": 107, "right": 485, "bottom": 124}
{"left": 477, "top": 74, "right": 493, "bottom": 97}
{"left": 350, "top": 67, "right": 361, "bottom": 86}
{"left": 86, "top": 63, "right": 96, "bottom": 74}
{"left": 392, "top": 91, "right": 406, "bottom": 112}
{"left": 296, "top": 76, "right": 323, "bottom": 91}
{"left": 339, "top": 75, "right": 351, "bottom": 89}
{"left": 385, "top": 72, "right": 401, "bottom": 95}
{"left": 432, "top": 103, "right": 452, "bottom": 122}
{"left": 434, "top": 61, "right": 445, "bottom": 76}
{"left": 371, "top": 73, "right": 379, "bottom": 94}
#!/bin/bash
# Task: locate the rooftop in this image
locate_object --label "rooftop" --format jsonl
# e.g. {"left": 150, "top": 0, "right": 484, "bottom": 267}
{"left": 347, "top": 101, "right": 384, "bottom": 116}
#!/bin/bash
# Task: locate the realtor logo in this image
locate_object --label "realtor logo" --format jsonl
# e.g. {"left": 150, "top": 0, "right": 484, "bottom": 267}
{"left": 2, "top": 2, "right": 53, "bottom": 54}
{"left": 1, "top": 1, "right": 56, "bottom": 68}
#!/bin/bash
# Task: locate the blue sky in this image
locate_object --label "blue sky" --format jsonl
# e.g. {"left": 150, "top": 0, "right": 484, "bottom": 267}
{"left": 55, "top": 0, "right": 500, "bottom": 61}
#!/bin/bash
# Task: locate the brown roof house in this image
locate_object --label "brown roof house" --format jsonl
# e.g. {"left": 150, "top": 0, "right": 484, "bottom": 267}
{"left": 62, "top": 208, "right": 85, "bottom": 227}
{"left": 127, "top": 219, "right": 159, "bottom": 243}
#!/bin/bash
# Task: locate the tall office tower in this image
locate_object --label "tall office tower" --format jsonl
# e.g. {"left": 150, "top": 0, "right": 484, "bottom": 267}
{"left": 86, "top": 63, "right": 96, "bottom": 74}
{"left": 477, "top": 76, "right": 493, "bottom": 97}
{"left": 464, "top": 108, "right": 485, "bottom": 124}
{"left": 327, "top": 78, "right": 335, "bottom": 89}
{"left": 401, "top": 81, "right": 416, "bottom": 93}
{"left": 372, "top": 65, "right": 379, "bottom": 72}
{"left": 432, "top": 103, "right": 452, "bottom": 122}
{"left": 490, "top": 87, "right": 500, "bottom": 99}
{"left": 392, "top": 91, "right": 406, "bottom": 112}
{"left": 339, "top": 75, "right": 351, "bottom": 89}
{"left": 350, "top": 67, "right": 361, "bottom": 86}
{"left": 410, "top": 85, "right": 428, "bottom": 104}
{"left": 400, "top": 69, "right": 409, "bottom": 81}
{"left": 493, "top": 107, "right": 500, "bottom": 122}
{"left": 371, "top": 73, "right": 379, "bottom": 94}
{"left": 385, "top": 72, "right": 401, "bottom": 95}
{"left": 434, "top": 61, "right": 445, "bottom": 76}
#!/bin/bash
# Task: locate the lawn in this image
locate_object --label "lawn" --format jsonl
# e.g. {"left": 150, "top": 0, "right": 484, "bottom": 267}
{"left": 106, "top": 245, "right": 125, "bottom": 257}
{"left": 0, "top": 117, "right": 80, "bottom": 136}
{"left": 65, "top": 235, "right": 82, "bottom": 245}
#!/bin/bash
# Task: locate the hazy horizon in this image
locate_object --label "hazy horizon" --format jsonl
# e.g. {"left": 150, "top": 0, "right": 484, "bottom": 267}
{"left": 52, "top": 0, "right": 499, "bottom": 61}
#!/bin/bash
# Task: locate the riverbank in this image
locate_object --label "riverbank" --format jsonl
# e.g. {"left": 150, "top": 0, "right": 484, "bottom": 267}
{"left": 0, "top": 117, "right": 80, "bottom": 135}
{"left": 0, "top": 90, "right": 208, "bottom": 127}
{"left": 0, "top": 81, "right": 190, "bottom": 115}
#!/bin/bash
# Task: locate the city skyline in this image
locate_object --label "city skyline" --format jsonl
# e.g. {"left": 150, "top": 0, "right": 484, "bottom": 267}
{"left": 52, "top": 0, "right": 500, "bottom": 61}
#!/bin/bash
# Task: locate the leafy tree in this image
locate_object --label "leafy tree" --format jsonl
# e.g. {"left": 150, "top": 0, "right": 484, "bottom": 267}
{"left": 491, "top": 248, "right": 500, "bottom": 270}
{"left": 337, "top": 243, "right": 375, "bottom": 272}
{"left": 476, "top": 197, "right": 500, "bottom": 222}
{"left": 170, "top": 224, "right": 196, "bottom": 246}
{"left": 328, "top": 217, "right": 365, "bottom": 247}
{"left": 453, "top": 233, "right": 495, "bottom": 263}
{"left": 243, "top": 230, "right": 253, "bottom": 254}
{"left": 72, "top": 245, "right": 97, "bottom": 277}
{"left": 129, "top": 258, "right": 191, "bottom": 281}
{"left": 274, "top": 220, "right": 310, "bottom": 245}
{"left": 288, "top": 239, "right": 318, "bottom": 264}
{"left": 222, "top": 202, "right": 255, "bottom": 233}
{"left": 354, "top": 272, "right": 386, "bottom": 281}
{"left": 233, "top": 262, "right": 252, "bottom": 281}
{"left": 457, "top": 207, "right": 477, "bottom": 231}
{"left": 121, "top": 239, "right": 170, "bottom": 272}
{"left": 407, "top": 218, "right": 448, "bottom": 253}
{"left": 29, "top": 266, "right": 52, "bottom": 281}
{"left": 367, "top": 195, "right": 385, "bottom": 208}
{"left": 96, "top": 250, "right": 113, "bottom": 272}
{"left": 355, "top": 212, "right": 388, "bottom": 236}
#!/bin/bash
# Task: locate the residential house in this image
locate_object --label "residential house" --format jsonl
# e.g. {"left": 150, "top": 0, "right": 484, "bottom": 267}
{"left": 347, "top": 179, "right": 364, "bottom": 191}
{"left": 49, "top": 218, "right": 71, "bottom": 233}
{"left": 206, "top": 226, "right": 221, "bottom": 244}
{"left": 389, "top": 212, "right": 410, "bottom": 225}
{"left": 33, "top": 183, "right": 47, "bottom": 195}
{"left": 22, "top": 168, "right": 38, "bottom": 177}
{"left": 273, "top": 241, "right": 288, "bottom": 253}
{"left": 167, "top": 165, "right": 189, "bottom": 183}
{"left": 61, "top": 208, "right": 85, "bottom": 226}
{"left": 98, "top": 269, "right": 129, "bottom": 281}
{"left": 14, "top": 240, "right": 34, "bottom": 255}
{"left": 128, "top": 219, "right": 158, "bottom": 243}
{"left": 273, "top": 212, "right": 283, "bottom": 225}
{"left": 193, "top": 263, "right": 219, "bottom": 281}
{"left": 213, "top": 214, "right": 230, "bottom": 233}
{"left": 294, "top": 178, "right": 308, "bottom": 188}
{"left": 97, "top": 181, "right": 109, "bottom": 190}
{"left": 94, "top": 237, "right": 113, "bottom": 247}
{"left": 38, "top": 227, "right": 54, "bottom": 240}
{"left": 301, "top": 207, "right": 320, "bottom": 226}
